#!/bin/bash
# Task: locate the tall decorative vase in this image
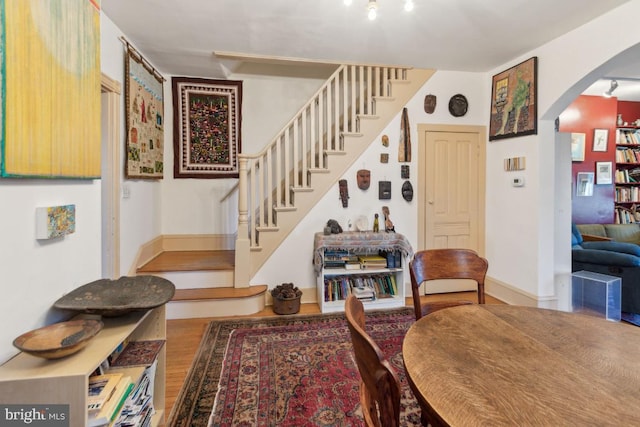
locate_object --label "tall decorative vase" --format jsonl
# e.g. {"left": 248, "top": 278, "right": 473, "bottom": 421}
{"left": 618, "top": 114, "right": 624, "bottom": 126}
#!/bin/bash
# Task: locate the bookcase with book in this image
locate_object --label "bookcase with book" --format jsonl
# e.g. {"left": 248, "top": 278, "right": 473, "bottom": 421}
{"left": 0, "top": 306, "right": 166, "bottom": 427}
{"left": 314, "top": 232, "right": 411, "bottom": 313}
{"left": 615, "top": 127, "right": 640, "bottom": 223}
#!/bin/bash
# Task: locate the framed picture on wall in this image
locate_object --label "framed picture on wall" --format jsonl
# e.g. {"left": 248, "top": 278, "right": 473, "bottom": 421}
{"left": 576, "top": 172, "right": 594, "bottom": 196}
{"left": 571, "top": 133, "right": 586, "bottom": 161}
{"left": 596, "top": 161, "right": 612, "bottom": 184}
{"left": 489, "top": 56, "right": 537, "bottom": 141}
{"left": 593, "top": 129, "right": 609, "bottom": 152}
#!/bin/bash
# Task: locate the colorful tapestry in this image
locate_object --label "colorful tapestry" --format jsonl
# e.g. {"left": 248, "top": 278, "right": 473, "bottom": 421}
{"left": 125, "top": 46, "right": 164, "bottom": 179}
{"left": 172, "top": 77, "right": 242, "bottom": 178}
{"left": 0, "top": 0, "right": 101, "bottom": 178}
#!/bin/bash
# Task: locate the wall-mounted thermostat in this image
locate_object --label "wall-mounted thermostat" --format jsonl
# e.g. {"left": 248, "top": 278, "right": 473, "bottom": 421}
{"left": 512, "top": 177, "right": 525, "bottom": 187}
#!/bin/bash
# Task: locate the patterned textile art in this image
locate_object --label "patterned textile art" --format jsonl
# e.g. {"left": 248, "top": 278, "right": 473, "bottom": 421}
{"left": 110, "top": 340, "right": 165, "bottom": 367}
{"left": 172, "top": 77, "right": 242, "bottom": 178}
{"left": 125, "top": 46, "right": 165, "bottom": 179}
{"left": 167, "top": 309, "right": 422, "bottom": 427}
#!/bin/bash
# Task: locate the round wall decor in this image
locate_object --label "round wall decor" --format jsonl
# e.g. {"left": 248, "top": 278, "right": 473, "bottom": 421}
{"left": 448, "top": 94, "right": 468, "bottom": 117}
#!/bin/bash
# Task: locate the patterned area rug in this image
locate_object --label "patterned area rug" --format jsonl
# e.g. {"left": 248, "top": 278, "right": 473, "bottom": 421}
{"left": 167, "top": 308, "right": 422, "bottom": 426}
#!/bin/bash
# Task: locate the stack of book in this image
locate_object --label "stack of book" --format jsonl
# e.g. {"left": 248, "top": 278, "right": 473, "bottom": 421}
{"left": 358, "top": 254, "right": 387, "bottom": 269}
{"left": 88, "top": 340, "right": 164, "bottom": 427}
{"left": 324, "top": 250, "right": 350, "bottom": 269}
{"left": 350, "top": 285, "right": 376, "bottom": 301}
{"left": 111, "top": 360, "right": 157, "bottom": 427}
{"left": 88, "top": 373, "right": 134, "bottom": 427}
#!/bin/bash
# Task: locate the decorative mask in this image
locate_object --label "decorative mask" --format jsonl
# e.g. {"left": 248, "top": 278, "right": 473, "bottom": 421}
{"left": 402, "top": 180, "right": 414, "bottom": 202}
{"left": 424, "top": 94, "right": 436, "bottom": 114}
{"left": 357, "top": 169, "right": 371, "bottom": 190}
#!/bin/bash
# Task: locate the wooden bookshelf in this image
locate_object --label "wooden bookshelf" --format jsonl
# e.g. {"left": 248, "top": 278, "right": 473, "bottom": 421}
{"left": 314, "top": 232, "right": 411, "bottom": 313}
{"left": 0, "top": 307, "right": 166, "bottom": 426}
{"left": 615, "top": 127, "right": 640, "bottom": 223}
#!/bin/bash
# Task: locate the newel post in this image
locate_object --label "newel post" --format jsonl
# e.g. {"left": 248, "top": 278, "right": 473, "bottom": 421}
{"left": 234, "top": 156, "right": 250, "bottom": 288}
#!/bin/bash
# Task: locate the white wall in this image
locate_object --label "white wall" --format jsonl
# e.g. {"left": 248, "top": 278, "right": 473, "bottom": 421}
{"left": 0, "top": 181, "right": 102, "bottom": 363}
{"left": 252, "top": 71, "right": 487, "bottom": 294}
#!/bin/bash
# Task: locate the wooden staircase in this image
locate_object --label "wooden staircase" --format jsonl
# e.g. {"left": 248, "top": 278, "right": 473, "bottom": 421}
{"left": 137, "top": 249, "right": 267, "bottom": 319}
{"left": 138, "top": 64, "right": 433, "bottom": 319}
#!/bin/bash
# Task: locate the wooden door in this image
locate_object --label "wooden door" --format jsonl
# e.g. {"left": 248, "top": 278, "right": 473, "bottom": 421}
{"left": 418, "top": 125, "right": 486, "bottom": 293}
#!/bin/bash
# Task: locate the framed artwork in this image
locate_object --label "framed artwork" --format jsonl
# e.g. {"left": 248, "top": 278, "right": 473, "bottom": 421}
{"left": 1, "top": 1, "right": 100, "bottom": 178}
{"left": 593, "top": 129, "right": 609, "bottom": 152}
{"left": 35, "top": 205, "right": 76, "bottom": 240}
{"left": 596, "top": 161, "right": 612, "bottom": 184}
{"left": 571, "top": 133, "right": 586, "bottom": 161}
{"left": 172, "top": 77, "right": 243, "bottom": 178}
{"left": 489, "top": 57, "right": 538, "bottom": 141}
{"left": 125, "top": 46, "right": 165, "bottom": 179}
{"left": 576, "top": 172, "right": 594, "bottom": 197}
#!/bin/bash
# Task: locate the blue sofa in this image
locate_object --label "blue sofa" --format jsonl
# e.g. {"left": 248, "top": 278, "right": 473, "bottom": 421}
{"left": 572, "top": 224, "right": 640, "bottom": 314}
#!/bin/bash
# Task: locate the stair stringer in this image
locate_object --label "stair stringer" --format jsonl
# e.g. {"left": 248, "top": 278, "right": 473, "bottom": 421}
{"left": 247, "top": 68, "right": 435, "bottom": 277}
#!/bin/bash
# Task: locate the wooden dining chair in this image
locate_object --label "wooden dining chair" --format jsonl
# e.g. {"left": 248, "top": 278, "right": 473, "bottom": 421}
{"left": 345, "top": 295, "right": 402, "bottom": 427}
{"left": 409, "top": 248, "right": 488, "bottom": 320}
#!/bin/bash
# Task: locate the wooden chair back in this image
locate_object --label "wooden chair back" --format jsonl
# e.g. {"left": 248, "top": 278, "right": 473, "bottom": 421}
{"left": 345, "top": 295, "right": 401, "bottom": 427}
{"left": 409, "top": 248, "right": 488, "bottom": 320}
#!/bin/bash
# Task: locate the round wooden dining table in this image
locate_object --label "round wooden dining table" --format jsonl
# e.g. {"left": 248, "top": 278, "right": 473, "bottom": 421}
{"left": 402, "top": 304, "right": 640, "bottom": 426}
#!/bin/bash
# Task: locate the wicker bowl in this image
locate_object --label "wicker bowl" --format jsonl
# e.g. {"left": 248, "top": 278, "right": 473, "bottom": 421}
{"left": 273, "top": 296, "right": 301, "bottom": 315}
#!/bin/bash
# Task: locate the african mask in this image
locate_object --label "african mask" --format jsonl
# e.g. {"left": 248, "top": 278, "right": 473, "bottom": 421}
{"left": 357, "top": 169, "right": 371, "bottom": 190}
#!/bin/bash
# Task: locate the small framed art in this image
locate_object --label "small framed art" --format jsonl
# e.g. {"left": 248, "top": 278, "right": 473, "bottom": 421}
{"left": 571, "top": 133, "right": 586, "bottom": 161}
{"left": 596, "top": 161, "right": 612, "bottom": 185}
{"left": 593, "top": 129, "right": 608, "bottom": 152}
{"left": 576, "top": 172, "right": 594, "bottom": 197}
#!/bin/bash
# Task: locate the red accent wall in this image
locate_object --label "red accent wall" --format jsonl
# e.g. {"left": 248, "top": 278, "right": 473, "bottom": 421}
{"left": 559, "top": 95, "right": 617, "bottom": 224}
{"left": 617, "top": 101, "right": 640, "bottom": 126}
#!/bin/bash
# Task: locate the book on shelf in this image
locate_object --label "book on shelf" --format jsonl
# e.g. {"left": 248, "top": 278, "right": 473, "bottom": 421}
{"left": 88, "top": 373, "right": 123, "bottom": 412}
{"left": 351, "top": 285, "right": 376, "bottom": 301}
{"left": 88, "top": 375, "right": 134, "bottom": 427}
{"left": 358, "top": 254, "right": 387, "bottom": 268}
{"left": 111, "top": 360, "right": 157, "bottom": 427}
{"left": 344, "top": 262, "right": 361, "bottom": 270}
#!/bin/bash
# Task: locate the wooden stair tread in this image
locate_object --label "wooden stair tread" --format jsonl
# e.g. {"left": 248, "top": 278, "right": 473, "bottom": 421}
{"left": 172, "top": 285, "right": 268, "bottom": 301}
{"left": 137, "top": 250, "right": 234, "bottom": 273}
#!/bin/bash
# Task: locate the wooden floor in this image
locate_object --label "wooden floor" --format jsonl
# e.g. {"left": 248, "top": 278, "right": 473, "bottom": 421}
{"left": 164, "top": 292, "right": 505, "bottom": 417}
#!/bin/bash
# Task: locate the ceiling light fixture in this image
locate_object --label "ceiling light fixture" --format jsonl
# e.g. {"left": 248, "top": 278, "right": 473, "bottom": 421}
{"left": 367, "top": 0, "right": 378, "bottom": 20}
{"left": 604, "top": 79, "right": 619, "bottom": 98}
{"left": 344, "top": 0, "right": 414, "bottom": 20}
{"left": 404, "top": 0, "right": 414, "bottom": 12}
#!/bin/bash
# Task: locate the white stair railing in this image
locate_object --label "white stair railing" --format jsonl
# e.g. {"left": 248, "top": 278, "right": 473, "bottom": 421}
{"left": 235, "top": 64, "right": 409, "bottom": 282}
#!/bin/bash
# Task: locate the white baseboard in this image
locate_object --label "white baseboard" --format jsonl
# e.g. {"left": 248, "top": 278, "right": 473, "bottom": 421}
{"left": 486, "top": 276, "right": 558, "bottom": 309}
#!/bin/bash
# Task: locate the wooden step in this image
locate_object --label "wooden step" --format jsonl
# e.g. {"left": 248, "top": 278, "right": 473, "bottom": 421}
{"left": 137, "top": 250, "right": 234, "bottom": 273}
{"left": 172, "top": 285, "right": 268, "bottom": 302}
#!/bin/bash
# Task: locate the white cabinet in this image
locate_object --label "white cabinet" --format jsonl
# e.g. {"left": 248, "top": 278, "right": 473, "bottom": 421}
{"left": 0, "top": 307, "right": 166, "bottom": 426}
{"left": 313, "top": 231, "right": 412, "bottom": 313}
